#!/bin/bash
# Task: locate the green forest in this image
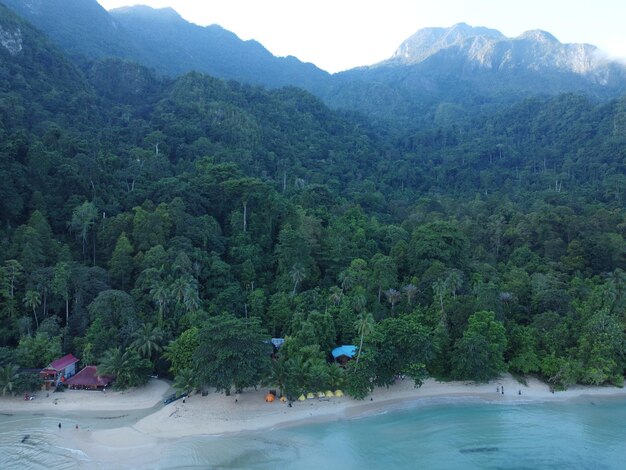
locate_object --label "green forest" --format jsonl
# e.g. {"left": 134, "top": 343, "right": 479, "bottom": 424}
{"left": 0, "top": 6, "right": 624, "bottom": 399}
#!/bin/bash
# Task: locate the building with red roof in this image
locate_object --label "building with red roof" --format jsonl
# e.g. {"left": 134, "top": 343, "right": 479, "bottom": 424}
{"left": 39, "top": 354, "right": 79, "bottom": 389}
{"left": 65, "top": 366, "right": 114, "bottom": 390}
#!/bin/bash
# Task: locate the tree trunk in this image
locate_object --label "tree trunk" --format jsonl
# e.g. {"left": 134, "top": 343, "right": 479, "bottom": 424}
{"left": 242, "top": 200, "right": 247, "bottom": 233}
{"left": 356, "top": 334, "right": 364, "bottom": 364}
{"left": 92, "top": 229, "right": 96, "bottom": 266}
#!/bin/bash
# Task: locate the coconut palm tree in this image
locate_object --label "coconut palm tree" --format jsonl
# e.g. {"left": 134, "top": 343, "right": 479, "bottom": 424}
{"left": 0, "top": 364, "right": 20, "bottom": 396}
{"left": 131, "top": 323, "right": 164, "bottom": 363}
{"left": 98, "top": 347, "right": 151, "bottom": 389}
{"left": 149, "top": 280, "right": 169, "bottom": 327}
{"left": 69, "top": 201, "right": 98, "bottom": 263}
{"left": 265, "top": 357, "right": 288, "bottom": 398}
{"left": 173, "top": 368, "right": 196, "bottom": 395}
{"left": 402, "top": 283, "right": 418, "bottom": 306}
{"left": 22, "top": 290, "right": 41, "bottom": 329}
{"left": 290, "top": 264, "right": 306, "bottom": 296}
{"left": 329, "top": 286, "right": 343, "bottom": 307}
{"left": 384, "top": 288, "right": 402, "bottom": 313}
{"left": 354, "top": 311, "right": 375, "bottom": 364}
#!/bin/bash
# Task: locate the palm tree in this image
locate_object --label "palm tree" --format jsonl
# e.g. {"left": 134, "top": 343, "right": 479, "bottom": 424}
{"left": 131, "top": 323, "right": 164, "bottom": 363}
{"left": 98, "top": 347, "right": 151, "bottom": 389}
{"left": 149, "top": 280, "right": 169, "bottom": 327}
{"left": 0, "top": 364, "right": 20, "bottom": 396}
{"left": 265, "top": 358, "right": 288, "bottom": 397}
{"left": 326, "top": 362, "right": 345, "bottom": 390}
{"left": 402, "top": 284, "right": 418, "bottom": 306}
{"left": 351, "top": 286, "right": 367, "bottom": 313}
{"left": 290, "top": 264, "right": 306, "bottom": 296}
{"left": 329, "top": 286, "right": 343, "bottom": 307}
{"left": 446, "top": 270, "right": 463, "bottom": 299}
{"left": 384, "top": 288, "right": 402, "bottom": 313}
{"left": 354, "top": 311, "right": 375, "bottom": 364}
{"left": 22, "top": 290, "right": 41, "bottom": 329}
{"left": 173, "top": 368, "right": 196, "bottom": 395}
{"left": 69, "top": 201, "right": 98, "bottom": 263}
{"left": 432, "top": 279, "right": 447, "bottom": 323}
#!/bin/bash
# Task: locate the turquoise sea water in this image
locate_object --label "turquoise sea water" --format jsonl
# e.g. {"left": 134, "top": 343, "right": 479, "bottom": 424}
{"left": 2, "top": 397, "right": 626, "bottom": 469}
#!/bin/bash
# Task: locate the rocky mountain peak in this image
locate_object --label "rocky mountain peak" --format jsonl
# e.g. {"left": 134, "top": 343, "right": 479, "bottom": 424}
{"left": 110, "top": 6, "right": 184, "bottom": 23}
{"left": 380, "top": 23, "right": 615, "bottom": 80}
{"left": 517, "top": 29, "right": 560, "bottom": 44}
{"left": 389, "top": 23, "right": 504, "bottom": 65}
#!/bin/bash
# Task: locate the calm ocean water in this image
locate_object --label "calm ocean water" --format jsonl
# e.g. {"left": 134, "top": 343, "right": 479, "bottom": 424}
{"left": 2, "top": 397, "right": 626, "bottom": 469}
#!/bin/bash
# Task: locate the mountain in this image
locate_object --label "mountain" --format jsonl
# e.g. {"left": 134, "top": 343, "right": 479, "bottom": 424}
{"left": 1, "top": 0, "right": 139, "bottom": 61}
{"left": 4, "top": 1, "right": 626, "bottom": 126}
{"left": 107, "top": 5, "right": 330, "bottom": 89}
{"left": 0, "top": 2, "right": 97, "bottom": 130}
{"left": 384, "top": 23, "right": 616, "bottom": 81}
{"left": 1, "top": 0, "right": 330, "bottom": 89}
{"left": 321, "top": 23, "right": 626, "bottom": 124}
{"left": 387, "top": 23, "right": 505, "bottom": 65}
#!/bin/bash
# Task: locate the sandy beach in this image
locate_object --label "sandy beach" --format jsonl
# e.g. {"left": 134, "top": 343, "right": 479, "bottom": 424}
{"left": 3, "top": 374, "right": 625, "bottom": 466}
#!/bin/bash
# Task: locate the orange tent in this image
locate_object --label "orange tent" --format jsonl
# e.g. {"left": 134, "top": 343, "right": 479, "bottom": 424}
{"left": 265, "top": 393, "right": 275, "bottom": 402}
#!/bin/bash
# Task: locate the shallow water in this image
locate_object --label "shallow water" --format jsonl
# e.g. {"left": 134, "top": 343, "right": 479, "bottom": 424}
{"left": 2, "top": 397, "right": 626, "bottom": 469}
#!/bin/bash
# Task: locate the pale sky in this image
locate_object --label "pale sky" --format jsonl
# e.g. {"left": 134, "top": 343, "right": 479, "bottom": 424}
{"left": 97, "top": 0, "right": 626, "bottom": 73}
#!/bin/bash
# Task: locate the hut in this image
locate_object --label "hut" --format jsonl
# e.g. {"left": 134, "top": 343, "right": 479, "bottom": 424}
{"left": 65, "top": 366, "right": 114, "bottom": 390}
{"left": 39, "top": 354, "right": 79, "bottom": 389}
{"left": 331, "top": 345, "right": 357, "bottom": 365}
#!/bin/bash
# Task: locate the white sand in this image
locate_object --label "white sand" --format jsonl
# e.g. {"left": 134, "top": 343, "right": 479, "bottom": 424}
{"left": 0, "top": 377, "right": 169, "bottom": 413}
{"left": 4, "top": 374, "right": 625, "bottom": 466}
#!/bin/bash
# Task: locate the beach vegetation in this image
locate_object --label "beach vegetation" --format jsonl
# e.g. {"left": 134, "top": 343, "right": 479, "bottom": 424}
{"left": 194, "top": 314, "right": 271, "bottom": 395}
{"left": 97, "top": 347, "right": 152, "bottom": 390}
{"left": 0, "top": 364, "right": 20, "bottom": 396}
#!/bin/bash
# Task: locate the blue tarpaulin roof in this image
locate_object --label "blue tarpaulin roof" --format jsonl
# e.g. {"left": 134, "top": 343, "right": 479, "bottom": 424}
{"left": 332, "top": 345, "right": 357, "bottom": 359}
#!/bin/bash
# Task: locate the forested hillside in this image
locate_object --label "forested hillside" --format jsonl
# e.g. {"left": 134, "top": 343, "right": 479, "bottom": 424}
{"left": 0, "top": 4, "right": 624, "bottom": 399}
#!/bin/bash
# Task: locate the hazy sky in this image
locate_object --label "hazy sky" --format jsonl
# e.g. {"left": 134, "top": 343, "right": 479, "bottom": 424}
{"left": 97, "top": 0, "right": 626, "bottom": 73}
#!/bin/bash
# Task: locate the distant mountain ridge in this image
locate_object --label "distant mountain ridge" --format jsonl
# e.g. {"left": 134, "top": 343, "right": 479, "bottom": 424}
{"left": 382, "top": 22, "right": 614, "bottom": 82}
{"left": 3, "top": 1, "right": 626, "bottom": 124}
{"left": 1, "top": 0, "right": 330, "bottom": 89}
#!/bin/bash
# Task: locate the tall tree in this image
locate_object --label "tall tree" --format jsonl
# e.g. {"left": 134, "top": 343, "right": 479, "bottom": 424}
{"left": 451, "top": 311, "right": 507, "bottom": 382}
{"left": 22, "top": 290, "right": 41, "bottom": 329}
{"left": 109, "top": 232, "right": 134, "bottom": 289}
{"left": 69, "top": 201, "right": 98, "bottom": 264}
{"left": 0, "top": 364, "right": 20, "bottom": 396}
{"left": 354, "top": 311, "right": 375, "bottom": 364}
{"left": 194, "top": 313, "right": 271, "bottom": 394}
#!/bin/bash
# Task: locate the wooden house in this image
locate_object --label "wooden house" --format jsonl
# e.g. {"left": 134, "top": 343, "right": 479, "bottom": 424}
{"left": 65, "top": 366, "right": 113, "bottom": 390}
{"left": 39, "top": 354, "right": 79, "bottom": 389}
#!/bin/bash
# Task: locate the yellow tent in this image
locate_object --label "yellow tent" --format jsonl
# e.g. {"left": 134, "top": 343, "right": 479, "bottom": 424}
{"left": 334, "top": 390, "right": 344, "bottom": 397}
{"left": 298, "top": 394, "right": 306, "bottom": 401}
{"left": 306, "top": 392, "right": 315, "bottom": 399}
{"left": 280, "top": 395, "right": 287, "bottom": 402}
{"left": 325, "top": 390, "right": 334, "bottom": 397}
{"left": 317, "top": 391, "right": 325, "bottom": 398}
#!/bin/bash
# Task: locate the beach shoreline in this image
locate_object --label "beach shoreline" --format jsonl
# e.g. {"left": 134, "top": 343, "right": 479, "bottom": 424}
{"left": 3, "top": 374, "right": 625, "bottom": 466}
